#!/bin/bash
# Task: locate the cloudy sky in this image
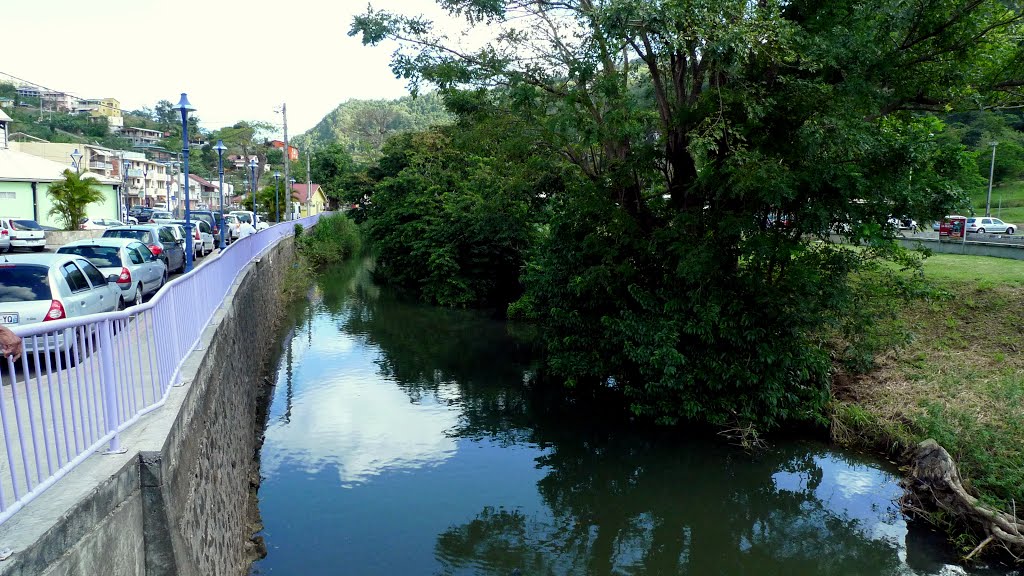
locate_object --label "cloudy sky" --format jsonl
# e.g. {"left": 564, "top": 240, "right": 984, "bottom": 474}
{"left": 2, "top": 0, "right": 456, "bottom": 137}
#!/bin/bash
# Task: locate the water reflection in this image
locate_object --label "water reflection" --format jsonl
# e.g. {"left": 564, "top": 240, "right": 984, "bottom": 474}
{"left": 253, "top": 259, "right": 989, "bottom": 576}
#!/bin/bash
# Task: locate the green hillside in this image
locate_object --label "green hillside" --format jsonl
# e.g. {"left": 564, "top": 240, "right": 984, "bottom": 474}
{"left": 969, "top": 180, "right": 1024, "bottom": 224}
{"left": 291, "top": 92, "right": 452, "bottom": 162}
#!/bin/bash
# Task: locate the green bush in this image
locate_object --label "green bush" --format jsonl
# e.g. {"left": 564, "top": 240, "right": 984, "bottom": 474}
{"left": 294, "top": 223, "right": 304, "bottom": 238}
{"left": 298, "top": 214, "right": 361, "bottom": 269}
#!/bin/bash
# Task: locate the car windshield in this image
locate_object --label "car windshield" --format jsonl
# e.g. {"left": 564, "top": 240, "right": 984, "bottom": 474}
{"left": 104, "top": 229, "right": 151, "bottom": 242}
{"left": 57, "top": 245, "right": 121, "bottom": 267}
{"left": 0, "top": 264, "right": 51, "bottom": 302}
{"left": 12, "top": 220, "right": 42, "bottom": 231}
{"left": 152, "top": 211, "right": 172, "bottom": 219}
{"left": 234, "top": 213, "right": 252, "bottom": 224}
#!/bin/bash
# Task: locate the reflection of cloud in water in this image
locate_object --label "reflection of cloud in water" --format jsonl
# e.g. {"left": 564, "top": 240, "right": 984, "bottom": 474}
{"left": 261, "top": 370, "right": 460, "bottom": 487}
{"left": 834, "top": 468, "right": 878, "bottom": 499}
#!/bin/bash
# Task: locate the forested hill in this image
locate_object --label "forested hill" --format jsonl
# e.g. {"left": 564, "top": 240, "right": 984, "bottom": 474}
{"left": 292, "top": 92, "right": 451, "bottom": 162}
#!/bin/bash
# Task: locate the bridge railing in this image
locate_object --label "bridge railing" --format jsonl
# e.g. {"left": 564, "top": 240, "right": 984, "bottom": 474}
{"left": 0, "top": 213, "right": 325, "bottom": 526}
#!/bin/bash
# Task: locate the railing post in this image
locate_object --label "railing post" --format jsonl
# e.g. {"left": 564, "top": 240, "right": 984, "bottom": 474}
{"left": 98, "top": 319, "right": 125, "bottom": 454}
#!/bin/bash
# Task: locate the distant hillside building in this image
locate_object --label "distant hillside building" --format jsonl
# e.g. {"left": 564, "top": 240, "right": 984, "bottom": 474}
{"left": 269, "top": 140, "right": 299, "bottom": 161}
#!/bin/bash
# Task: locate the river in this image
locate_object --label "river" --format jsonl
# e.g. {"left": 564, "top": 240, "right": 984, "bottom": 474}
{"left": 250, "top": 259, "right": 1001, "bottom": 576}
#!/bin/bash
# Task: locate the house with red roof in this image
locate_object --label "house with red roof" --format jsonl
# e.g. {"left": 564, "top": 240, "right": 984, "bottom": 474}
{"left": 291, "top": 183, "right": 328, "bottom": 217}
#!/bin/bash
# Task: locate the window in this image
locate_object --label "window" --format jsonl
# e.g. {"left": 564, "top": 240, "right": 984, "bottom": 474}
{"left": 57, "top": 245, "right": 120, "bottom": 267}
{"left": 78, "top": 260, "right": 107, "bottom": 288}
{"left": 11, "top": 219, "right": 42, "bottom": 231}
{"left": 158, "top": 228, "right": 176, "bottom": 243}
{"left": 136, "top": 241, "right": 153, "bottom": 260}
{"left": 0, "top": 265, "right": 51, "bottom": 302}
{"left": 128, "top": 246, "right": 144, "bottom": 265}
{"left": 61, "top": 262, "right": 90, "bottom": 292}
{"left": 0, "top": 191, "right": 15, "bottom": 200}
{"left": 104, "top": 229, "right": 150, "bottom": 242}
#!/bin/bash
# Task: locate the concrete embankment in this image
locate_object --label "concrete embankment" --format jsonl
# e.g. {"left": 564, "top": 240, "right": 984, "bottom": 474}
{"left": 0, "top": 237, "right": 298, "bottom": 576}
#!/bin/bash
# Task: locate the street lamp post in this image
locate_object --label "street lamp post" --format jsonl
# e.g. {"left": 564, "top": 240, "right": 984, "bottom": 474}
{"left": 70, "top": 148, "right": 82, "bottom": 173}
{"left": 122, "top": 158, "right": 131, "bottom": 218}
{"left": 214, "top": 140, "right": 227, "bottom": 249}
{"left": 164, "top": 162, "right": 172, "bottom": 213}
{"left": 176, "top": 93, "right": 196, "bottom": 273}
{"left": 986, "top": 141, "right": 998, "bottom": 217}
{"left": 248, "top": 158, "right": 258, "bottom": 228}
{"left": 273, "top": 171, "right": 280, "bottom": 223}
{"left": 142, "top": 166, "right": 149, "bottom": 208}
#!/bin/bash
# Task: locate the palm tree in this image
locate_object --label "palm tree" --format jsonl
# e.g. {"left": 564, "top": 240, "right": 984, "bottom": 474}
{"left": 47, "top": 170, "right": 104, "bottom": 231}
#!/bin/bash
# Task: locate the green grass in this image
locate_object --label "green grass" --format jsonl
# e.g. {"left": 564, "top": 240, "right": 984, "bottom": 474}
{"left": 969, "top": 180, "right": 1024, "bottom": 224}
{"left": 919, "top": 253, "right": 1024, "bottom": 286}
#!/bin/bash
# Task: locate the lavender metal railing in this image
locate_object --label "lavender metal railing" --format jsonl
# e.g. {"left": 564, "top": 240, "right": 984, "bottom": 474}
{"left": 0, "top": 213, "right": 324, "bottom": 526}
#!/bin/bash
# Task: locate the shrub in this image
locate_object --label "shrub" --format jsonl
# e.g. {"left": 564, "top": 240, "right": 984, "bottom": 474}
{"left": 299, "top": 214, "right": 361, "bottom": 269}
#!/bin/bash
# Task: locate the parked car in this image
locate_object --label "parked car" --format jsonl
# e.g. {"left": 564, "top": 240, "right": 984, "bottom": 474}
{"left": 223, "top": 214, "right": 241, "bottom": 242}
{"left": 888, "top": 217, "right": 917, "bottom": 230}
{"left": 79, "top": 217, "right": 126, "bottom": 230}
{"left": 167, "top": 219, "right": 214, "bottom": 258}
{"left": 0, "top": 217, "right": 46, "bottom": 252}
{"left": 153, "top": 202, "right": 168, "bottom": 211}
{"left": 189, "top": 211, "right": 223, "bottom": 248}
{"left": 228, "top": 210, "right": 269, "bottom": 231}
{"left": 0, "top": 223, "right": 9, "bottom": 253}
{"left": 102, "top": 225, "right": 186, "bottom": 274}
{"left": 0, "top": 254, "right": 121, "bottom": 354}
{"left": 56, "top": 238, "right": 168, "bottom": 308}
{"left": 966, "top": 217, "right": 1016, "bottom": 235}
{"left": 150, "top": 210, "right": 174, "bottom": 221}
{"left": 133, "top": 208, "right": 156, "bottom": 224}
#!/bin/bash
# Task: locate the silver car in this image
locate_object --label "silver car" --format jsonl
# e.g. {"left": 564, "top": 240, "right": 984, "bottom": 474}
{"left": 56, "top": 238, "right": 168, "bottom": 308}
{"left": 0, "top": 254, "right": 121, "bottom": 352}
{"left": 0, "top": 217, "right": 46, "bottom": 252}
{"left": 168, "top": 220, "right": 215, "bottom": 258}
{"left": 966, "top": 217, "right": 1016, "bottom": 235}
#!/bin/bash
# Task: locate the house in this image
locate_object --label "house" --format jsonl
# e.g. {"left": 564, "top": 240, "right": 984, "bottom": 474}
{"left": 120, "top": 127, "right": 164, "bottom": 148}
{"left": 291, "top": 183, "right": 328, "bottom": 217}
{"left": 74, "top": 98, "right": 123, "bottom": 131}
{"left": 269, "top": 140, "right": 299, "bottom": 161}
{"left": 0, "top": 108, "right": 122, "bottom": 228}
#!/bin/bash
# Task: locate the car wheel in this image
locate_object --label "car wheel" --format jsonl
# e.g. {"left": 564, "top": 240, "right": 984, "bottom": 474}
{"left": 134, "top": 284, "right": 144, "bottom": 306}
{"left": 977, "top": 228, "right": 986, "bottom": 234}
{"left": 1007, "top": 227, "right": 1015, "bottom": 235}
{"left": 160, "top": 270, "right": 168, "bottom": 288}
{"left": 117, "top": 296, "right": 126, "bottom": 311}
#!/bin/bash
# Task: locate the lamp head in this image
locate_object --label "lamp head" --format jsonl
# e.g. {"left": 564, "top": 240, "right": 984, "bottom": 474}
{"left": 70, "top": 148, "right": 82, "bottom": 164}
{"left": 175, "top": 93, "right": 196, "bottom": 113}
{"left": 274, "top": 171, "right": 281, "bottom": 179}
{"left": 213, "top": 139, "right": 227, "bottom": 153}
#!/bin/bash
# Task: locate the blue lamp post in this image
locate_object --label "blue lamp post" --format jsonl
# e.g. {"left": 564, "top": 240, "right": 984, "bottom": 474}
{"left": 213, "top": 140, "right": 227, "bottom": 249}
{"left": 176, "top": 93, "right": 196, "bottom": 272}
{"left": 273, "top": 171, "right": 280, "bottom": 223}
{"left": 122, "top": 158, "right": 131, "bottom": 217}
{"left": 248, "top": 158, "right": 258, "bottom": 228}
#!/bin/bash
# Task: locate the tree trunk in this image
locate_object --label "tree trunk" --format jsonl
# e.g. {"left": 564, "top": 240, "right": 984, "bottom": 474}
{"left": 902, "top": 440, "right": 1024, "bottom": 561}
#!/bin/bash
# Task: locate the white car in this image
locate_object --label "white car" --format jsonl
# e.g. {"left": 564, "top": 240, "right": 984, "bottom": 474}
{"left": 56, "top": 238, "right": 168, "bottom": 308}
{"left": 79, "top": 217, "right": 126, "bottom": 230}
{"left": 228, "top": 211, "right": 269, "bottom": 231}
{"left": 966, "top": 216, "right": 1016, "bottom": 235}
{"left": 887, "top": 217, "right": 917, "bottom": 231}
{"left": 0, "top": 254, "right": 121, "bottom": 353}
{"left": 224, "top": 214, "right": 241, "bottom": 241}
{"left": 167, "top": 220, "right": 214, "bottom": 257}
{"left": 0, "top": 217, "right": 46, "bottom": 252}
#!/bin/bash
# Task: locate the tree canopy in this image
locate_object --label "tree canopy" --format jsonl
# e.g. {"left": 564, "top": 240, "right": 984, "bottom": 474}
{"left": 47, "top": 170, "right": 105, "bottom": 231}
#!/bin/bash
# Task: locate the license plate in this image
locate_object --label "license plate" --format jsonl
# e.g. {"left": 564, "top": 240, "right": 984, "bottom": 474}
{"left": 1, "top": 313, "right": 18, "bottom": 325}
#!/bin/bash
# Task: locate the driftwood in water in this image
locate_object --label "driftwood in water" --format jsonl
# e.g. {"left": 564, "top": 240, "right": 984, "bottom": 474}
{"left": 902, "top": 439, "right": 1024, "bottom": 561}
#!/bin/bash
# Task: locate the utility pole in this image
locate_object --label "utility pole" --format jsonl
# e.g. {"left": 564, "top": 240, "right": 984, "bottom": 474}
{"left": 986, "top": 141, "right": 997, "bottom": 217}
{"left": 282, "top": 102, "right": 290, "bottom": 221}
{"left": 306, "top": 147, "right": 312, "bottom": 217}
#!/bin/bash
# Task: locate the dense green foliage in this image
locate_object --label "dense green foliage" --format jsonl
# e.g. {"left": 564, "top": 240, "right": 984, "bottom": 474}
{"left": 348, "top": 0, "right": 1022, "bottom": 429}
{"left": 298, "top": 213, "right": 362, "bottom": 269}
{"left": 292, "top": 93, "right": 452, "bottom": 162}
{"left": 47, "top": 170, "right": 105, "bottom": 230}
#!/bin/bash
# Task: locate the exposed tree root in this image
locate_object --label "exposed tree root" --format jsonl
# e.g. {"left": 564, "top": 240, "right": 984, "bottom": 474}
{"left": 902, "top": 440, "right": 1024, "bottom": 562}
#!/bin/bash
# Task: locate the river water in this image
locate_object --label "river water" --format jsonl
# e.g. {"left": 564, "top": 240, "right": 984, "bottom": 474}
{"left": 250, "top": 259, "right": 999, "bottom": 576}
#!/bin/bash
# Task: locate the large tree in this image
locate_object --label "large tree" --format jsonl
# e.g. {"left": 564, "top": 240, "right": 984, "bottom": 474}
{"left": 352, "top": 0, "right": 1023, "bottom": 428}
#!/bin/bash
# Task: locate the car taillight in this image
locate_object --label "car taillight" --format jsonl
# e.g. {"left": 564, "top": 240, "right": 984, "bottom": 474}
{"left": 213, "top": 225, "right": 219, "bottom": 235}
{"left": 44, "top": 300, "right": 66, "bottom": 322}
{"left": 194, "top": 229, "right": 200, "bottom": 240}
{"left": 1, "top": 229, "right": 7, "bottom": 236}
{"left": 150, "top": 244, "right": 163, "bottom": 256}
{"left": 118, "top": 267, "right": 131, "bottom": 284}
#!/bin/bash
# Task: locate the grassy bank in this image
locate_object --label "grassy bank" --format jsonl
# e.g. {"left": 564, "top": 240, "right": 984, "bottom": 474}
{"left": 832, "top": 253, "right": 1024, "bottom": 547}
{"left": 296, "top": 213, "right": 362, "bottom": 269}
{"left": 969, "top": 179, "right": 1024, "bottom": 224}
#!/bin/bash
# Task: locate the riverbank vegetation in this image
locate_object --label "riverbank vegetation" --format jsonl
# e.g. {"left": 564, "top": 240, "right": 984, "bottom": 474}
{"left": 296, "top": 214, "right": 362, "bottom": 269}
{"left": 831, "top": 255, "right": 1024, "bottom": 554}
